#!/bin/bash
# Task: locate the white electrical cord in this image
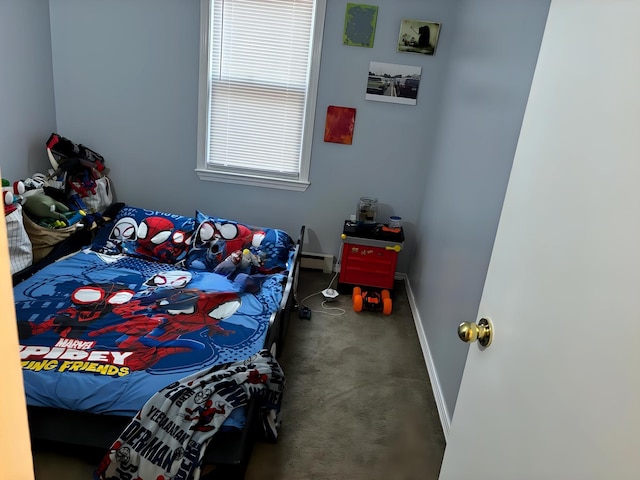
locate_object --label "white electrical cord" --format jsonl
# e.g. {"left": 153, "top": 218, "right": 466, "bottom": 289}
{"left": 299, "top": 297, "right": 346, "bottom": 316}
{"left": 300, "top": 247, "right": 346, "bottom": 317}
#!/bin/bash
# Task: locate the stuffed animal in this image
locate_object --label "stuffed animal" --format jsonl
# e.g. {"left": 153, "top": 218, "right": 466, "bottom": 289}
{"left": 214, "top": 249, "right": 243, "bottom": 276}
{"left": 214, "top": 248, "right": 263, "bottom": 277}
{"left": 23, "top": 192, "right": 70, "bottom": 222}
{"left": 240, "top": 248, "right": 263, "bottom": 271}
{"left": 2, "top": 178, "right": 25, "bottom": 205}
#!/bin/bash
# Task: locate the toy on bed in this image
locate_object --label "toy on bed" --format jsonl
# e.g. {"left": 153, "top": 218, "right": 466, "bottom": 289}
{"left": 213, "top": 248, "right": 269, "bottom": 294}
{"left": 214, "top": 248, "right": 263, "bottom": 276}
{"left": 186, "top": 210, "right": 293, "bottom": 275}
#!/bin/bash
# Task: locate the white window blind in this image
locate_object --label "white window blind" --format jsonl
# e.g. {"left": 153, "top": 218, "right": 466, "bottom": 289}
{"left": 202, "top": 0, "right": 319, "bottom": 186}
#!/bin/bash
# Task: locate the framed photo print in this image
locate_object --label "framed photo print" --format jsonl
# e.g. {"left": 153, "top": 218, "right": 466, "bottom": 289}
{"left": 365, "top": 61, "right": 422, "bottom": 106}
{"left": 397, "top": 19, "right": 441, "bottom": 55}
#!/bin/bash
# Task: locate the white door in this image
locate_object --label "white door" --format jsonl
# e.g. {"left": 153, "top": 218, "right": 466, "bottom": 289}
{"left": 439, "top": 1, "right": 640, "bottom": 479}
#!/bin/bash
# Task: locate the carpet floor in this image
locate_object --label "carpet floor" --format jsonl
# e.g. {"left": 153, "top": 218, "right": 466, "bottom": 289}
{"left": 31, "top": 269, "right": 445, "bottom": 479}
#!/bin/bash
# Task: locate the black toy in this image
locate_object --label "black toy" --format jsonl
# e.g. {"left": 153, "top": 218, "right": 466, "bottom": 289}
{"left": 352, "top": 287, "right": 392, "bottom": 315}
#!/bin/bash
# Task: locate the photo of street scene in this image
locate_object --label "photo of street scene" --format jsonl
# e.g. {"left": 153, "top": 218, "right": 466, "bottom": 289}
{"left": 365, "top": 61, "right": 422, "bottom": 105}
{"left": 397, "top": 19, "right": 441, "bottom": 55}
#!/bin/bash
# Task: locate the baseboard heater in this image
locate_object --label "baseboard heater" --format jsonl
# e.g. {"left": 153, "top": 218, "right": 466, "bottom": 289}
{"left": 301, "top": 251, "right": 334, "bottom": 273}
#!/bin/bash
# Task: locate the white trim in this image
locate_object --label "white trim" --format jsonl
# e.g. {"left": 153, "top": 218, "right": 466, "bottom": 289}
{"left": 195, "top": 169, "right": 310, "bottom": 192}
{"left": 299, "top": 0, "right": 326, "bottom": 184}
{"left": 196, "top": 0, "right": 325, "bottom": 190}
{"left": 399, "top": 272, "right": 452, "bottom": 441}
{"left": 196, "top": 0, "right": 211, "bottom": 176}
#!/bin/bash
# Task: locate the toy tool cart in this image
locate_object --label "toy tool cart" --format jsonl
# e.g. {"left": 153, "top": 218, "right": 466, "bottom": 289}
{"left": 338, "top": 220, "right": 404, "bottom": 293}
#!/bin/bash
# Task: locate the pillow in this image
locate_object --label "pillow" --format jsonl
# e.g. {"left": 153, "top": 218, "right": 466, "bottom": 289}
{"left": 184, "top": 211, "right": 293, "bottom": 273}
{"left": 91, "top": 206, "right": 195, "bottom": 264}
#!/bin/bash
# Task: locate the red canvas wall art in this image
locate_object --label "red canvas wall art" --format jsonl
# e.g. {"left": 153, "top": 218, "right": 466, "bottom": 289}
{"left": 324, "top": 106, "right": 356, "bottom": 145}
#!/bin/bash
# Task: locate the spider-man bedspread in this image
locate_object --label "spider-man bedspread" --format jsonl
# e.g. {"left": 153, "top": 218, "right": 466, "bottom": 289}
{"left": 15, "top": 249, "right": 287, "bottom": 428}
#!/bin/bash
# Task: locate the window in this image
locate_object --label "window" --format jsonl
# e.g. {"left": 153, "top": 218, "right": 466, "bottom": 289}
{"left": 196, "top": 0, "right": 326, "bottom": 191}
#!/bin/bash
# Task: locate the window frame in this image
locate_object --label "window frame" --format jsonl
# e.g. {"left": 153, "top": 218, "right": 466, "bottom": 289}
{"left": 195, "top": 0, "right": 326, "bottom": 192}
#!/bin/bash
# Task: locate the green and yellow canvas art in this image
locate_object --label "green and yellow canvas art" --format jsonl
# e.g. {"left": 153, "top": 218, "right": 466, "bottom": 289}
{"left": 343, "top": 3, "right": 378, "bottom": 48}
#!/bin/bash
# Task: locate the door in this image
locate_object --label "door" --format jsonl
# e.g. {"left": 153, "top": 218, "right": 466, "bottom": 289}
{"left": 440, "top": 1, "right": 640, "bottom": 479}
{"left": 0, "top": 167, "right": 34, "bottom": 479}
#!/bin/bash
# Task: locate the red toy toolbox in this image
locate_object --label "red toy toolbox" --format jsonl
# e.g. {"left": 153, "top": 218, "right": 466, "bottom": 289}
{"left": 338, "top": 221, "right": 404, "bottom": 291}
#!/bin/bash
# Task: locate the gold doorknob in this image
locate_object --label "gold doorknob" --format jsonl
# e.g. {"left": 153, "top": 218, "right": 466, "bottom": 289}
{"left": 458, "top": 318, "right": 493, "bottom": 347}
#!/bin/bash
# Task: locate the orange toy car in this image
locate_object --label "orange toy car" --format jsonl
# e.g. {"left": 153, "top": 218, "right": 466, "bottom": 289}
{"left": 352, "top": 287, "right": 392, "bottom": 315}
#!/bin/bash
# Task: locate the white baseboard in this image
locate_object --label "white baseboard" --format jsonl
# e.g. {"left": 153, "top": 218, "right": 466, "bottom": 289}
{"left": 399, "top": 273, "right": 452, "bottom": 441}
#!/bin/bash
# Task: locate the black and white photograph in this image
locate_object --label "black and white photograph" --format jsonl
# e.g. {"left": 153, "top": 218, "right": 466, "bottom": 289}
{"left": 397, "top": 19, "right": 441, "bottom": 55}
{"left": 365, "top": 61, "right": 422, "bottom": 105}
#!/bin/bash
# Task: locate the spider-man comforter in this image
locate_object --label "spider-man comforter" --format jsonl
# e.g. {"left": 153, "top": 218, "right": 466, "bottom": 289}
{"left": 15, "top": 249, "right": 287, "bottom": 428}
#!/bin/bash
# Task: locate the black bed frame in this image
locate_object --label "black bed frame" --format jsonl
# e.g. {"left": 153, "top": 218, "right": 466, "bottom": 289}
{"left": 25, "top": 225, "right": 305, "bottom": 480}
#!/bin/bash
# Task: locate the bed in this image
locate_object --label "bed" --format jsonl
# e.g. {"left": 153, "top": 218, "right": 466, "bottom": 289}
{"left": 14, "top": 204, "right": 304, "bottom": 479}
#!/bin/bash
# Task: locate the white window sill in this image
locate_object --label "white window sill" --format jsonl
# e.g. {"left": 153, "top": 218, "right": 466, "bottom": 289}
{"left": 195, "top": 168, "right": 310, "bottom": 192}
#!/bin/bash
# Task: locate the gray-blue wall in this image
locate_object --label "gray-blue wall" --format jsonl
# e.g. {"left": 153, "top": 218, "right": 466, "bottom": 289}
{"left": 48, "top": 0, "right": 458, "bottom": 274}
{"left": 0, "top": 0, "right": 56, "bottom": 182}
{"left": 410, "top": 0, "right": 550, "bottom": 419}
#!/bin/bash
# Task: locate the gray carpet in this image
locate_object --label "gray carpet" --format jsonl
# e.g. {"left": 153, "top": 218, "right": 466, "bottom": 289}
{"left": 31, "top": 269, "right": 445, "bottom": 479}
{"left": 244, "top": 270, "right": 445, "bottom": 480}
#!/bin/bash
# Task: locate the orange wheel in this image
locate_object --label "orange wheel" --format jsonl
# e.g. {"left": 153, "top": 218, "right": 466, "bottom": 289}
{"left": 381, "top": 289, "right": 391, "bottom": 300}
{"left": 383, "top": 298, "right": 392, "bottom": 315}
{"left": 353, "top": 294, "right": 363, "bottom": 312}
{"left": 352, "top": 286, "right": 362, "bottom": 300}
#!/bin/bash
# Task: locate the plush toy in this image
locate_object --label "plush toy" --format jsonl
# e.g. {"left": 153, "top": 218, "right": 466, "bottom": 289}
{"left": 2, "top": 178, "right": 25, "bottom": 205}
{"left": 214, "top": 248, "right": 263, "bottom": 277}
{"left": 214, "top": 249, "right": 243, "bottom": 276}
{"left": 23, "top": 173, "right": 47, "bottom": 190}
{"left": 241, "top": 248, "right": 264, "bottom": 271}
{"left": 23, "top": 192, "right": 70, "bottom": 222}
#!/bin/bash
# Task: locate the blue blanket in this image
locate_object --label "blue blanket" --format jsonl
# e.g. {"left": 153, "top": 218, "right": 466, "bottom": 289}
{"left": 15, "top": 249, "right": 286, "bottom": 426}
